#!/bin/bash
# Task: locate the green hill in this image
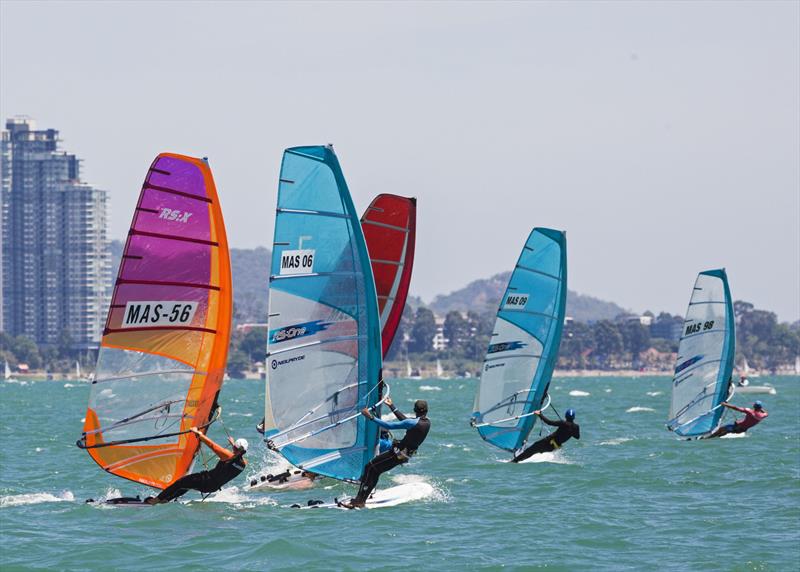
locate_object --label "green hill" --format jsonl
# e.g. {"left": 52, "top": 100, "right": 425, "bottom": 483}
{"left": 429, "top": 271, "right": 628, "bottom": 322}
{"left": 110, "top": 244, "right": 627, "bottom": 325}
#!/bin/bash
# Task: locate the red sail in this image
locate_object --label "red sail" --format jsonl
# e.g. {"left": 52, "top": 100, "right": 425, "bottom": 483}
{"left": 361, "top": 195, "right": 417, "bottom": 357}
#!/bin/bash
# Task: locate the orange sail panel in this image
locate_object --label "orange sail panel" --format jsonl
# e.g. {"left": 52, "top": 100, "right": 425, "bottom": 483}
{"left": 361, "top": 195, "right": 417, "bottom": 357}
{"left": 79, "top": 153, "right": 232, "bottom": 489}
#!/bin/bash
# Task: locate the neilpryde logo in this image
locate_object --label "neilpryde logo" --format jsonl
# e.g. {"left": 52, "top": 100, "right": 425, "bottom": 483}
{"left": 485, "top": 362, "right": 505, "bottom": 372}
{"left": 272, "top": 354, "right": 306, "bottom": 370}
{"left": 487, "top": 341, "right": 526, "bottom": 354}
{"left": 270, "top": 320, "right": 331, "bottom": 344}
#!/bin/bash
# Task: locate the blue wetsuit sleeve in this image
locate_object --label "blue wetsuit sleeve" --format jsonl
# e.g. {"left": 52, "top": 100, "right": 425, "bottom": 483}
{"left": 371, "top": 417, "right": 418, "bottom": 431}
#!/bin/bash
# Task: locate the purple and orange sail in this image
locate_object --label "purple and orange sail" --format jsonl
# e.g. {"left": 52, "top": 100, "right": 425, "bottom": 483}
{"left": 78, "top": 153, "right": 232, "bottom": 490}
{"left": 361, "top": 194, "right": 417, "bottom": 357}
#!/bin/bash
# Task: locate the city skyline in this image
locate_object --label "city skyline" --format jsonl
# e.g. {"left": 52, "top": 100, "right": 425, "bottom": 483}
{"left": 1, "top": 2, "right": 798, "bottom": 321}
{"left": 1, "top": 118, "right": 110, "bottom": 348}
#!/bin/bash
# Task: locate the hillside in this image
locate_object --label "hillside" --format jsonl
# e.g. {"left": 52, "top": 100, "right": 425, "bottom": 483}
{"left": 429, "top": 271, "right": 629, "bottom": 322}
{"left": 110, "top": 244, "right": 628, "bottom": 324}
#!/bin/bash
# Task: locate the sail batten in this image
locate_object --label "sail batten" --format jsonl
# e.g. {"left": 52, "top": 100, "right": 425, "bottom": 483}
{"left": 78, "top": 153, "right": 232, "bottom": 490}
{"left": 471, "top": 228, "right": 567, "bottom": 453}
{"left": 668, "top": 269, "right": 735, "bottom": 438}
{"left": 263, "top": 146, "right": 382, "bottom": 482}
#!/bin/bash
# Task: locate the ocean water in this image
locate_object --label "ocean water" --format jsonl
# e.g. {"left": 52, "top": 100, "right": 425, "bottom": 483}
{"left": 1, "top": 375, "right": 798, "bottom": 571}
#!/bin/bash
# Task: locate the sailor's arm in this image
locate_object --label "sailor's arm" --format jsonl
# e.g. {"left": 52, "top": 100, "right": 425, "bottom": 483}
{"left": 190, "top": 427, "right": 234, "bottom": 461}
{"left": 721, "top": 402, "right": 746, "bottom": 413}
{"left": 361, "top": 408, "right": 416, "bottom": 430}
{"left": 536, "top": 411, "right": 560, "bottom": 426}
{"left": 385, "top": 397, "right": 407, "bottom": 420}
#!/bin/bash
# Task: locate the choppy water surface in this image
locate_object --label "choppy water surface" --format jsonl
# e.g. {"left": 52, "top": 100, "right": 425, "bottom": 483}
{"left": 1, "top": 376, "right": 798, "bottom": 570}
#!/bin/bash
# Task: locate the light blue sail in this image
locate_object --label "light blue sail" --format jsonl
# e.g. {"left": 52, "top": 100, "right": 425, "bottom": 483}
{"left": 667, "top": 269, "right": 735, "bottom": 438}
{"left": 263, "top": 145, "right": 382, "bottom": 481}
{"left": 471, "top": 228, "right": 567, "bottom": 452}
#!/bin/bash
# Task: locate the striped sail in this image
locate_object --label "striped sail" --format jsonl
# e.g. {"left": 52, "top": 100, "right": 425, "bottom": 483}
{"left": 361, "top": 194, "right": 416, "bottom": 357}
{"left": 263, "top": 146, "right": 382, "bottom": 482}
{"left": 668, "top": 269, "right": 735, "bottom": 438}
{"left": 471, "top": 228, "right": 567, "bottom": 452}
{"left": 78, "top": 154, "right": 232, "bottom": 489}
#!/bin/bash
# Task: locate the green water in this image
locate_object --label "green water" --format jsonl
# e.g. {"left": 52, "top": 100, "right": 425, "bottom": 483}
{"left": 1, "top": 376, "right": 798, "bottom": 571}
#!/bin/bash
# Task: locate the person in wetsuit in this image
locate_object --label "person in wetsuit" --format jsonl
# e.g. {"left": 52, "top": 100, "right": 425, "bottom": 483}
{"left": 341, "top": 397, "right": 431, "bottom": 509}
{"left": 145, "top": 427, "right": 248, "bottom": 504}
{"left": 511, "top": 408, "right": 580, "bottom": 463}
{"left": 704, "top": 401, "right": 768, "bottom": 439}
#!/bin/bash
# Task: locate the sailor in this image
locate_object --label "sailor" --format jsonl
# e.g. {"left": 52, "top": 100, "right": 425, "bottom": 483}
{"left": 341, "top": 397, "right": 431, "bottom": 509}
{"left": 704, "top": 401, "right": 768, "bottom": 439}
{"left": 145, "top": 427, "right": 248, "bottom": 504}
{"left": 511, "top": 408, "right": 580, "bottom": 463}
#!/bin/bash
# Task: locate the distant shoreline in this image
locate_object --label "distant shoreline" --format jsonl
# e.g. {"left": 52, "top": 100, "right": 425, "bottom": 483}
{"left": 6, "top": 370, "right": 798, "bottom": 383}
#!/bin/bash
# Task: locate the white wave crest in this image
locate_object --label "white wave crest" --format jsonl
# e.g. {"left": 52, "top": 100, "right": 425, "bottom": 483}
{"left": 63, "top": 383, "right": 74, "bottom": 388}
{"left": 389, "top": 473, "right": 449, "bottom": 503}
{"left": 419, "top": 385, "right": 441, "bottom": 391}
{"left": 646, "top": 391, "right": 663, "bottom": 397}
{"left": 1, "top": 490, "right": 74, "bottom": 507}
{"left": 515, "top": 450, "right": 575, "bottom": 465}
{"left": 600, "top": 437, "right": 633, "bottom": 446}
{"left": 626, "top": 406, "right": 655, "bottom": 413}
{"left": 199, "top": 486, "right": 277, "bottom": 507}
{"left": 569, "top": 390, "right": 590, "bottom": 397}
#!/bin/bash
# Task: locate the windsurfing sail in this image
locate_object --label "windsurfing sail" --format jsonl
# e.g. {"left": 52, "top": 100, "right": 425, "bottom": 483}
{"left": 471, "top": 228, "right": 567, "bottom": 452}
{"left": 263, "top": 145, "right": 384, "bottom": 482}
{"left": 361, "top": 194, "right": 416, "bottom": 357}
{"left": 667, "top": 269, "right": 735, "bottom": 438}
{"left": 77, "top": 153, "right": 232, "bottom": 489}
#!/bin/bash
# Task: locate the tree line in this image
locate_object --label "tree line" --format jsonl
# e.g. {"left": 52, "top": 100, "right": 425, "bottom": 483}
{"left": 1, "top": 299, "right": 797, "bottom": 375}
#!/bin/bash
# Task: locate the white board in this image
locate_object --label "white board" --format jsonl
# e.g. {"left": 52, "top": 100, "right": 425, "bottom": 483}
{"left": 296, "top": 481, "right": 434, "bottom": 510}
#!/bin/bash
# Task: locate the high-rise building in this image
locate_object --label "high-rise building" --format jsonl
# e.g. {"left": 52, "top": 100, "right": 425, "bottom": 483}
{"left": 1, "top": 117, "right": 110, "bottom": 349}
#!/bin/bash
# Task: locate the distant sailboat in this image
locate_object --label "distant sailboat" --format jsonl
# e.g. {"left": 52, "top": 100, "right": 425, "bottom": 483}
{"left": 4, "top": 360, "right": 18, "bottom": 382}
{"left": 667, "top": 269, "right": 735, "bottom": 438}
{"left": 737, "top": 357, "right": 776, "bottom": 395}
{"left": 436, "top": 359, "right": 444, "bottom": 378}
{"left": 406, "top": 359, "right": 413, "bottom": 378}
{"left": 795, "top": 356, "right": 800, "bottom": 375}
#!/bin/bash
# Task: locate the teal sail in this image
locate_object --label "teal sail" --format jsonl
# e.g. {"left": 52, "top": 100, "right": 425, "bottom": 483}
{"left": 667, "top": 269, "right": 735, "bottom": 438}
{"left": 471, "top": 228, "right": 567, "bottom": 452}
{"left": 262, "top": 145, "right": 383, "bottom": 481}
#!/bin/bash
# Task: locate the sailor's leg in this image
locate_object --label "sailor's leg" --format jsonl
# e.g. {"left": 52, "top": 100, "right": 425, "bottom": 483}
{"left": 511, "top": 437, "right": 554, "bottom": 463}
{"left": 354, "top": 451, "right": 401, "bottom": 504}
{"left": 154, "top": 472, "right": 206, "bottom": 503}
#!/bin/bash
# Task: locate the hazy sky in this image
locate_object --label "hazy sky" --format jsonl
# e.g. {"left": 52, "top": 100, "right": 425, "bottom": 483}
{"left": 2, "top": 1, "right": 798, "bottom": 320}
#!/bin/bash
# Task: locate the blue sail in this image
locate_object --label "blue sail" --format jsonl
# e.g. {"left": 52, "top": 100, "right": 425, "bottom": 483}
{"left": 263, "top": 145, "right": 382, "bottom": 481}
{"left": 471, "top": 228, "right": 567, "bottom": 452}
{"left": 668, "top": 269, "right": 735, "bottom": 438}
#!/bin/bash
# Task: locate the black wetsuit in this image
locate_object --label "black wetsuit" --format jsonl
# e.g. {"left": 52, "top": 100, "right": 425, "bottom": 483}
{"left": 353, "top": 406, "right": 430, "bottom": 504}
{"left": 155, "top": 452, "right": 246, "bottom": 502}
{"left": 512, "top": 414, "right": 580, "bottom": 463}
